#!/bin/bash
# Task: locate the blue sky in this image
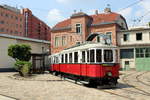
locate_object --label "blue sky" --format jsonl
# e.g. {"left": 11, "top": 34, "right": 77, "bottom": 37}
{"left": 0, "top": 0, "right": 150, "bottom": 28}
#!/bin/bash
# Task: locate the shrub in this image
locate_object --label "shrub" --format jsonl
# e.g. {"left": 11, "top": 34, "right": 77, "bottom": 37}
{"left": 14, "top": 60, "right": 32, "bottom": 76}
{"left": 8, "top": 44, "right": 31, "bottom": 61}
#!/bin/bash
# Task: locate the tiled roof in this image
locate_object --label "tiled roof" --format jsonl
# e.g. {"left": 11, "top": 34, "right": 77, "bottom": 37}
{"left": 90, "top": 12, "right": 120, "bottom": 25}
{"left": 52, "top": 12, "right": 121, "bottom": 30}
{"left": 53, "top": 19, "right": 71, "bottom": 30}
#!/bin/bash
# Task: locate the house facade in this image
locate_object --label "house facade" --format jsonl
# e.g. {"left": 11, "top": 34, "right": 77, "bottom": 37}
{"left": 51, "top": 7, "right": 128, "bottom": 54}
{"left": 117, "top": 27, "right": 150, "bottom": 71}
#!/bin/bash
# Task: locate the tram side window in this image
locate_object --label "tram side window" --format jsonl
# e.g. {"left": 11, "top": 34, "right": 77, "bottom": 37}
{"left": 69, "top": 53, "right": 72, "bottom": 63}
{"left": 61, "top": 54, "right": 64, "bottom": 63}
{"left": 65, "top": 54, "right": 68, "bottom": 63}
{"left": 96, "top": 49, "right": 102, "bottom": 62}
{"left": 56, "top": 57, "right": 59, "bottom": 64}
{"left": 82, "top": 51, "right": 85, "bottom": 63}
{"left": 74, "top": 52, "right": 78, "bottom": 63}
{"left": 87, "top": 50, "right": 89, "bottom": 62}
{"left": 54, "top": 57, "right": 56, "bottom": 64}
{"left": 90, "top": 50, "right": 95, "bottom": 63}
{"left": 104, "top": 50, "right": 113, "bottom": 62}
{"left": 55, "top": 57, "right": 57, "bottom": 64}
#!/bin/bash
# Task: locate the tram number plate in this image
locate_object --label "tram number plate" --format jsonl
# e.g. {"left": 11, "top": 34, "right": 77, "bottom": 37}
{"left": 105, "top": 67, "right": 112, "bottom": 70}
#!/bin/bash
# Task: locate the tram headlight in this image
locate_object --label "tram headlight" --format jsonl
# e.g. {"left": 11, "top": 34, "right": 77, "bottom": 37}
{"left": 107, "top": 72, "right": 112, "bottom": 76}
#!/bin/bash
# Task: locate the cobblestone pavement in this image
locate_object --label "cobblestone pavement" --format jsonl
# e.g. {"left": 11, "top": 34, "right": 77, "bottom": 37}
{"left": 0, "top": 71, "right": 149, "bottom": 100}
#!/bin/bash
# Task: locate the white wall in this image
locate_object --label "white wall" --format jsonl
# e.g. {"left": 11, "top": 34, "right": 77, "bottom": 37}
{"left": 117, "top": 29, "right": 150, "bottom": 46}
{"left": 0, "top": 36, "right": 50, "bottom": 69}
{"left": 0, "top": 37, "right": 17, "bottom": 68}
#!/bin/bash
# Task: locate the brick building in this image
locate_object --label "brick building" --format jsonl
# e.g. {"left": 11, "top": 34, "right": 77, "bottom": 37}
{"left": 51, "top": 7, "right": 128, "bottom": 54}
{"left": 0, "top": 5, "right": 51, "bottom": 41}
{"left": 22, "top": 8, "right": 51, "bottom": 41}
{"left": 0, "top": 5, "right": 24, "bottom": 36}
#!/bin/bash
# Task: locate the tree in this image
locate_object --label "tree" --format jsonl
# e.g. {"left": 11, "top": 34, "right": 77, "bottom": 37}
{"left": 8, "top": 44, "right": 31, "bottom": 61}
{"left": 8, "top": 44, "right": 32, "bottom": 76}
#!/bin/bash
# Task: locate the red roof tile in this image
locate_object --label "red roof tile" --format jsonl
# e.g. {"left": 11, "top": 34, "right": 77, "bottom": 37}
{"left": 53, "top": 19, "right": 71, "bottom": 29}
{"left": 53, "top": 12, "right": 121, "bottom": 30}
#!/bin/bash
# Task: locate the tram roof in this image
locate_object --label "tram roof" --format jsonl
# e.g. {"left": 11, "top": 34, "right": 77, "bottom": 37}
{"left": 61, "top": 42, "right": 117, "bottom": 54}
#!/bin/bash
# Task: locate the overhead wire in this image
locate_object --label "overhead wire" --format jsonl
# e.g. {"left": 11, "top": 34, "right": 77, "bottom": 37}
{"left": 118, "top": 0, "right": 144, "bottom": 12}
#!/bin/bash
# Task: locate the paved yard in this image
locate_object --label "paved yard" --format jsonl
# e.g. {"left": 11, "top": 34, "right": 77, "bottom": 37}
{"left": 0, "top": 71, "right": 149, "bottom": 100}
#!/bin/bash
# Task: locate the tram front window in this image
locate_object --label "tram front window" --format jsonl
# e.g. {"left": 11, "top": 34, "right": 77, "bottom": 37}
{"left": 96, "top": 49, "right": 102, "bottom": 62}
{"left": 104, "top": 50, "right": 113, "bottom": 62}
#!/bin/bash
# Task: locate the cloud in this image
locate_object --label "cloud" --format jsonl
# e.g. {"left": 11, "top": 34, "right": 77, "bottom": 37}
{"left": 56, "top": 0, "right": 95, "bottom": 4}
{"left": 139, "top": 0, "right": 150, "bottom": 10}
{"left": 87, "top": 9, "right": 97, "bottom": 15}
{"left": 56, "top": 0, "right": 71, "bottom": 4}
{"left": 119, "top": 7, "right": 132, "bottom": 17}
{"left": 134, "top": 0, "right": 150, "bottom": 25}
{"left": 47, "top": 9, "right": 65, "bottom": 27}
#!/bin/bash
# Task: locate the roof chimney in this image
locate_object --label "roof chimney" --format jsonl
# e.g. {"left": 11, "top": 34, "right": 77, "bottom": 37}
{"left": 95, "top": 10, "right": 98, "bottom": 15}
{"left": 104, "top": 4, "right": 111, "bottom": 13}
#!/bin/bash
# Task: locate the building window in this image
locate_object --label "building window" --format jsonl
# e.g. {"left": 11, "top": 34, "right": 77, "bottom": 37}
{"left": 11, "top": 15, "right": 13, "bottom": 19}
{"left": 70, "top": 36, "right": 72, "bottom": 42}
{"left": 76, "top": 24, "right": 82, "bottom": 34}
{"left": 0, "top": 20, "right": 4, "bottom": 24}
{"left": 0, "top": 28, "right": 4, "bottom": 32}
{"left": 5, "top": 14, "right": 8, "bottom": 17}
{"left": 145, "top": 48, "right": 150, "bottom": 57}
{"left": 106, "top": 32, "right": 112, "bottom": 43}
{"left": 15, "top": 16, "right": 18, "bottom": 20}
{"left": 14, "top": 31, "right": 18, "bottom": 34}
{"left": 136, "top": 48, "right": 150, "bottom": 58}
{"left": 55, "top": 37, "right": 61, "bottom": 47}
{"left": 123, "top": 33, "right": 129, "bottom": 41}
{"left": 136, "top": 32, "right": 142, "bottom": 41}
{"left": 62, "top": 36, "right": 67, "bottom": 46}
{"left": 1, "top": 12, "right": 3, "bottom": 16}
{"left": 120, "top": 49, "right": 134, "bottom": 59}
{"left": 20, "top": 18, "right": 22, "bottom": 21}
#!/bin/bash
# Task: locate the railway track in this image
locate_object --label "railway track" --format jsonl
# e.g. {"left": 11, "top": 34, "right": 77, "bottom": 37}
{"left": 136, "top": 71, "right": 150, "bottom": 87}
{"left": 62, "top": 77, "right": 134, "bottom": 100}
{"left": 51, "top": 72, "right": 150, "bottom": 100}
{"left": 122, "top": 72, "right": 150, "bottom": 96}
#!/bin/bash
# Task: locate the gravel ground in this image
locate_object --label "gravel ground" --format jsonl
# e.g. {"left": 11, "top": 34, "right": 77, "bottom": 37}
{"left": 0, "top": 71, "right": 149, "bottom": 100}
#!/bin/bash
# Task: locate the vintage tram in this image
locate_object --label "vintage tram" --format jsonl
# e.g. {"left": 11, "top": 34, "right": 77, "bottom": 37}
{"left": 49, "top": 42, "right": 119, "bottom": 86}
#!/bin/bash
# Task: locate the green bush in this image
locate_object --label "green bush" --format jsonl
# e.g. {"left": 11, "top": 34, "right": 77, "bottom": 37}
{"left": 14, "top": 60, "right": 32, "bottom": 76}
{"left": 8, "top": 44, "right": 31, "bottom": 61}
